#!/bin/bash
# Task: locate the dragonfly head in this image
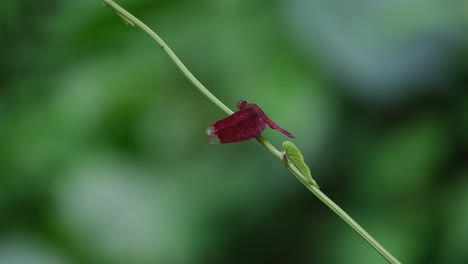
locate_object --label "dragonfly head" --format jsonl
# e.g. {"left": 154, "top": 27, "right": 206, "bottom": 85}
{"left": 236, "top": 100, "right": 248, "bottom": 110}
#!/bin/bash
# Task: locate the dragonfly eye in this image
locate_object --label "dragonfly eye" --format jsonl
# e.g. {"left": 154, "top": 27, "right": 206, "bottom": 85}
{"left": 236, "top": 100, "right": 248, "bottom": 110}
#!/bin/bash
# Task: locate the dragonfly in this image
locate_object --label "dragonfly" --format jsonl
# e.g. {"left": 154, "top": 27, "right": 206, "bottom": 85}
{"left": 206, "top": 100, "right": 295, "bottom": 144}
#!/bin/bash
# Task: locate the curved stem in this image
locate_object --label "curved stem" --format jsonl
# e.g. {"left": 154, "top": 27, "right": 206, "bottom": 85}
{"left": 101, "top": 0, "right": 233, "bottom": 115}
{"left": 99, "top": 1, "right": 401, "bottom": 263}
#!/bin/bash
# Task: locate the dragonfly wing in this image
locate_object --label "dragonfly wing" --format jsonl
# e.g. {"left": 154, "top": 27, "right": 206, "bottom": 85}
{"left": 216, "top": 117, "right": 266, "bottom": 143}
{"left": 207, "top": 108, "right": 266, "bottom": 144}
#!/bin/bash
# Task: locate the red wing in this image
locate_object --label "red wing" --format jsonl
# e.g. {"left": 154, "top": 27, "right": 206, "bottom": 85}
{"left": 207, "top": 108, "right": 266, "bottom": 144}
{"left": 213, "top": 116, "right": 266, "bottom": 143}
{"left": 209, "top": 108, "right": 254, "bottom": 131}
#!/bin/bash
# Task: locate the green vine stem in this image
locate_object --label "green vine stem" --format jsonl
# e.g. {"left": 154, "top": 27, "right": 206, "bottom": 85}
{"left": 99, "top": 1, "right": 401, "bottom": 263}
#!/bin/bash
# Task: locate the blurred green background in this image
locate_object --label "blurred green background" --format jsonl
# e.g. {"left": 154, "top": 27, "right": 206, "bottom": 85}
{"left": 1, "top": 0, "right": 467, "bottom": 263}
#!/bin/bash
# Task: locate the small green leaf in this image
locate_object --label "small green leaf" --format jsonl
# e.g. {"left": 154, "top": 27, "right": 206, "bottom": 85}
{"left": 282, "top": 141, "right": 319, "bottom": 188}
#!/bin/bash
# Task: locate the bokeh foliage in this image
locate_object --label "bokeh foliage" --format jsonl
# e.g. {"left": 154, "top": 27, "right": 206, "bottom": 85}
{"left": 1, "top": 0, "right": 467, "bottom": 263}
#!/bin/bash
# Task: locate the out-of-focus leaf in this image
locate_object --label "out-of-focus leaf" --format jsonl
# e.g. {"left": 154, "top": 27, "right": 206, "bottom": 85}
{"left": 352, "top": 115, "right": 450, "bottom": 197}
{"left": 0, "top": 235, "right": 70, "bottom": 264}
{"left": 438, "top": 171, "right": 468, "bottom": 264}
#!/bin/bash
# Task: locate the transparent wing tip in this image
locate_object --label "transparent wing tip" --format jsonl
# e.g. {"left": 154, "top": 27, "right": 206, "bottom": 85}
{"left": 206, "top": 126, "right": 215, "bottom": 136}
{"left": 208, "top": 134, "right": 221, "bottom": 144}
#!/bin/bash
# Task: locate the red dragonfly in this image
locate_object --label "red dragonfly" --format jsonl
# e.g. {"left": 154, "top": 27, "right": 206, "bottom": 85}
{"left": 206, "top": 100, "right": 295, "bottom": 144}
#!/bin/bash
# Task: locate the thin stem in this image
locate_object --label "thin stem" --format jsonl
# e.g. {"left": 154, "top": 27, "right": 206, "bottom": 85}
{"left": 286, "top": 163, "right": 401, "bottom": 264}
{"left": 99, "top": 1, "right": 401, "bottom": 263}
{"left": 101, "top": 0, "right": 233, "bottom": 115}
{"left": 255, "top": 135, "right": 283, "bottom": 159}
